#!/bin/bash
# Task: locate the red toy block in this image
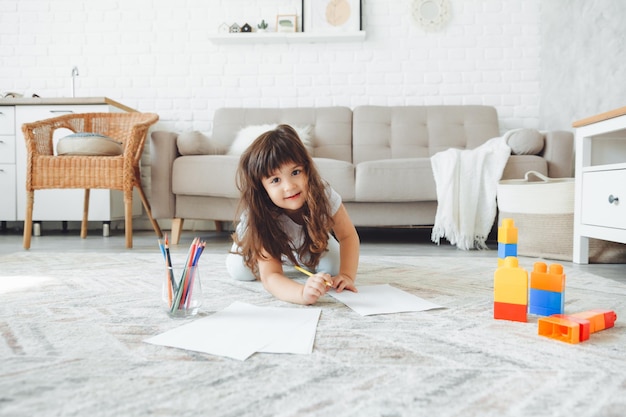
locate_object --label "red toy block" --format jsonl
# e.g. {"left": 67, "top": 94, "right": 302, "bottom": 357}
{"left": 494, "top": 301, "right": 527, "bottom": 322}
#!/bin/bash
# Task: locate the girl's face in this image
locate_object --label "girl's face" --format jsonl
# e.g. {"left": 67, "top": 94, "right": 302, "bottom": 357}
{"left": 262, "top": 162, "right": 308, "bottom": 213}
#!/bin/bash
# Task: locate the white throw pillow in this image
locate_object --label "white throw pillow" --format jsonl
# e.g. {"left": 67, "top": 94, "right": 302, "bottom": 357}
{"left": 57, "top": 132, "right": 123, "bottom": 156}
{"left": 227, "top": 124, "right": 313, "bottom": 155}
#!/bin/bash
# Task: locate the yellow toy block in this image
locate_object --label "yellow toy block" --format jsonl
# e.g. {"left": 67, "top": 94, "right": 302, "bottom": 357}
{"left": 494, "top": 257, "right": 528, "bottom": 305}
{"left": 530, "top": 262, "right": 565, "bottom": 292}
{"left": 498, "top": 218, "right": 518, "bottom": 244}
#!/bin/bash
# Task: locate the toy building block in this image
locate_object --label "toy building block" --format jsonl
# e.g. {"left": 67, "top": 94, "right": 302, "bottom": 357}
{"left": 537, "top": 316, "right": 581, "bottom": 344}
{"left": 569, "top": 309, "right": 617, "bottom": 333}
{"left": 494, "top": 301, "right": 527, "bottom": 322}
{"left": 498, "top": 218, "right": 518, "bottom": 244}
{"left": 529, "top": 288, "right": 564, "bottom": 316}
{"left": 529, "top": 262, "right": 566, "bottom": 316}
{"left": 498, "top": 242, "right": 517, "bottom": 259}
{"left": 530, "top": 262, "right": 565, "bottom": 293}
{"left": 538, "top": 309, "right": 617, "bottom": 343}
{"left": 494, "top": 256, "right": 528, "bottom": 322}
{"left": 552, "top": 314, "right": 590, "bottom": 342}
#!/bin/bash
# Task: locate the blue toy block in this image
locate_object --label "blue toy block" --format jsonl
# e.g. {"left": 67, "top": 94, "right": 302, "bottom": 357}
{"left": 498, "top": 242, "right": 517, "bottom": 259}
{"left": 529, "top": 288, "right": 564, "bottom": 316}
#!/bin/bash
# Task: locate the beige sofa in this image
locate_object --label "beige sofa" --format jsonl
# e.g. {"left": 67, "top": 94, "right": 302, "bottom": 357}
{"left": 150, "top": 106, "right": 574, "bottom": 243}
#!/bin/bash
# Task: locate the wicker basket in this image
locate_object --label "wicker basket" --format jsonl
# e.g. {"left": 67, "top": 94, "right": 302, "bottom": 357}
{"left": 497, "top": 171, "right": 626, "bottom": 262}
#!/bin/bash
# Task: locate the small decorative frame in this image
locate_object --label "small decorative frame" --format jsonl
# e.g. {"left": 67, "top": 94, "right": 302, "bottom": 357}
{"left": 302, "top": 0, "right": 362, "bottom": 33}
{"left": 276, "top": 14, "right": 298, "bottom": 33}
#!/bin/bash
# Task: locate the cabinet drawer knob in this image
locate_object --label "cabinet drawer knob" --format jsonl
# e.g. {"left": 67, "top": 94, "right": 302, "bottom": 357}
{"left": 608, "top": 194, "right": 619, "bottom": 204}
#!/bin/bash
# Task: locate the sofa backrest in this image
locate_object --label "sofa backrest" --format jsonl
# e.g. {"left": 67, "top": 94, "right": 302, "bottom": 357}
{"left": 212, "top": 107, "right": 354, "bottom": 163}
{"left": 352, "top": 105, "right": 500, "bottom": 164}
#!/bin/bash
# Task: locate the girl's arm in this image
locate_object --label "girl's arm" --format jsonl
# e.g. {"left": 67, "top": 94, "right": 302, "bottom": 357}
{"left": 331, "top": 204, "right": 360, "bottom": 293}
{"left": 257, "top": 253, "right": 330, "bottom": 305}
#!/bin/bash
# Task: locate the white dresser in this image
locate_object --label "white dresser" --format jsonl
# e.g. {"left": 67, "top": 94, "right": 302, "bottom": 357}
{"left": 0, "top": 97, "right": 141, "bottom": 233}
{"left": 573, "top": 106, "right": 626, "bottom": 263}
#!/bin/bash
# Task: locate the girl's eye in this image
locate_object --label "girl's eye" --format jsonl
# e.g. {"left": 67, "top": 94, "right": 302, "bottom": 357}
{"left": 292, "top": 169, "right": 301, "bottom": 176}
{"left": 270, "top": 177, "right": 280, "bottom": 184}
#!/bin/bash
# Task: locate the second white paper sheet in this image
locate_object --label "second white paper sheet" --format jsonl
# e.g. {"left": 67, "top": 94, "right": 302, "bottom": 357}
{"left": 329, "top": 284, "right": 443, "bottom": 316}
{"left": 145, "top": 301, "right": 321, "bottom": 360}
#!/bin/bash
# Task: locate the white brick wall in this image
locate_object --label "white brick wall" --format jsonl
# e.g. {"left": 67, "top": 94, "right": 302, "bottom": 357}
{"left": 1, "top": 0, "right": 543, "bottom": 134}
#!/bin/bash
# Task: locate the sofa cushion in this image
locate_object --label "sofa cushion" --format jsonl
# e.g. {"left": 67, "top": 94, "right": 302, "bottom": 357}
{"left": 313, "top": 158, "right": 355, "bottom": 201}
{"left": 355, "top": 158, "right": 437, "bottom": 202}
{"left": 177, "top": 131, "right": 226, "bottom": 155}
{"left": 172, "top": 155, "right": 240, "bottom": 198}
{"left": 504, "top": 128, "right": 544, "bottom": 155}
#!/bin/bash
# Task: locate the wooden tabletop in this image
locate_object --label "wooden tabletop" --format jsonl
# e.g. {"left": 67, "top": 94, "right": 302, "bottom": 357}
{"left": 0, "top": 97, "right": 136, "bottom": 112}
{"left": 573, "top": 106, "right": 626, "bottom": 128}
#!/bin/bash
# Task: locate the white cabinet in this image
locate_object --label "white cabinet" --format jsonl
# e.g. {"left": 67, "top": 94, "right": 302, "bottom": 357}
{"left": 573, "top": 106, "right": 626, "bottom": 263}
{"left": 0, "top": 98, "right": 141, "bottom": 227}
{"left": 0, "top": 106, "right": 17, "bottom": 220}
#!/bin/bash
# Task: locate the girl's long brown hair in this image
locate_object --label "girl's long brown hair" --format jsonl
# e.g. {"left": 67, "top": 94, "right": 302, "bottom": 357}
{"left": 232, "top": 124, "right": 333, "bottom": 277}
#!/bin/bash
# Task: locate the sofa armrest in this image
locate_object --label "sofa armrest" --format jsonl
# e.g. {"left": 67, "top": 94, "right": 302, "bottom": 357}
{"left": 150, "top": 131, "right": 179, "bottom": 219}
{"left": 541, "top": 130, "right": 575, "bottom": 178}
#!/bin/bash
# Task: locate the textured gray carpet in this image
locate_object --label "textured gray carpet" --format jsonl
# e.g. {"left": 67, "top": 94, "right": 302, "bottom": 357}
{"left": 1, "top": 251, "right": 625, "bottom": 417}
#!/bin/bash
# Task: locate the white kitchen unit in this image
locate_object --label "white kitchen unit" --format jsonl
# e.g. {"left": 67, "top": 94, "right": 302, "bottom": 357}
{"left": 0, "top": 97, "right": 141, "bottom": 234}
{"left": 573, "top": 106, "right": 626, "bottom": 263}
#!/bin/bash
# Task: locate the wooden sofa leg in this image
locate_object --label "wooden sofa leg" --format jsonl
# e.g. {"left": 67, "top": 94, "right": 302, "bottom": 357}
{"left": 171, "top": 218, "right": 184, "bottom": 244}
{"left": 215, "top": 220, "right": 223, "bottom": 232}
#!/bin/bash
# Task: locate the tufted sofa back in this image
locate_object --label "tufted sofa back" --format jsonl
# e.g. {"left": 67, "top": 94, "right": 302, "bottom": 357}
{"left": 212, "top": 107, "right": 354, "bottom": 163}
{"left": 352, "top": 105, "right": 500, "bottom": 165}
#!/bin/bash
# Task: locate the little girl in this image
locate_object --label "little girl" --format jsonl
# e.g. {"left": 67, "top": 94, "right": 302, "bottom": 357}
{"left": 226, "top": 124, "right": 360, "bottom": 305}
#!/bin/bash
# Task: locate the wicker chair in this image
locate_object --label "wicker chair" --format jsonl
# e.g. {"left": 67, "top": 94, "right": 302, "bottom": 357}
{"left": 21, "top": 112, "right": 162, "bottom": 249}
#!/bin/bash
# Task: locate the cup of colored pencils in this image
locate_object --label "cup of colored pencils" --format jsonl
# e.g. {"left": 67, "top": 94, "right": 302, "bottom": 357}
{"left": 158, "top": 235, "right": 206, "bottom": 318}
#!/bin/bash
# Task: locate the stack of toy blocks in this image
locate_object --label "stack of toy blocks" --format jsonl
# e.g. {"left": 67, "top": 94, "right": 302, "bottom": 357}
{"left": 494, "top": 218, "right": 528, "bottom": 322}
{"left": 497, "top": 218, "right": 518, "bottom": 267}
{"left": 538, "top": 309, "right": 617, "bottom": 344}
{"left": 529, "top": 262, "right": 566, "bottom": 316}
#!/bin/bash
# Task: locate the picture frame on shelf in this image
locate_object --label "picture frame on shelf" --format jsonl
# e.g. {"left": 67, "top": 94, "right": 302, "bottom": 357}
{"left": 302, "top": 0, "right": 362, "bottom": 33}
{"left": 276, "top": 14, "right": 298, "bottom": 33}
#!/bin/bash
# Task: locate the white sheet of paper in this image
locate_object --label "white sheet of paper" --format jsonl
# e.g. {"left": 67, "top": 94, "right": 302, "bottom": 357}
{"left": 144, "top": 301, "right": 321, "bottom": 360}
{"left": 329, "top": 284, "right": 443, "bottom": 316}
{"left": 259, "top": 312, "right": 320, "bottom": 354}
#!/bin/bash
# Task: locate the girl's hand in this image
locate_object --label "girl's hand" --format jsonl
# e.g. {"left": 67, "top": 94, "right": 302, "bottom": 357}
{"left": 332, "top": 273, "right": 357, "bottom": 293}
{"left": 301, "top": 272, "right": 332, "bottom": 305}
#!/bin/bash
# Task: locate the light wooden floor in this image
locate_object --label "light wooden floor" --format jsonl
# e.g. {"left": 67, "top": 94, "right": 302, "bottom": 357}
{"left": 1, "top": 223, "right": 625, "bottom": 285}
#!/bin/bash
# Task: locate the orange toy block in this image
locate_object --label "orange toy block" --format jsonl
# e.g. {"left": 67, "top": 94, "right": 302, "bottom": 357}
{"left": 498, "top": 218, "right": 518, "bottom": 244}
{"left": 553, "top": 314, "right": 591, "bottom": 342}
{"left": 538, "top": 316, "right": 581, "bottom": 344}
{"left": 540, "top": 310, "right": 617, "bottom": 343}
{"left": 570, "top": 309, "right": 617, "bottom": 333}
{"left": 531, "top": 262, "right": 566, "bottom": 292}
{"left": 494, "top": 257, "right": 528, "bottom": 305}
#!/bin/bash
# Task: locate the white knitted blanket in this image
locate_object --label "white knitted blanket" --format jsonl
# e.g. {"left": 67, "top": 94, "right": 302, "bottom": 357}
{"left": 431, "top": 137, "right": 511, "bottom": 250}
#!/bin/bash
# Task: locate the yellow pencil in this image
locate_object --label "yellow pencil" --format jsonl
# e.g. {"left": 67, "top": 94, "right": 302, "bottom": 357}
{"left": 294, "top": 265, "right": 332, "bottom": 287}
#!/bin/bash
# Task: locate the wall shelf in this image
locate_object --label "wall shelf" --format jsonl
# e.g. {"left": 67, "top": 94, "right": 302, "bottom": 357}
{"left": 208, "top": 31, "right": 366, "bottom": 44}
